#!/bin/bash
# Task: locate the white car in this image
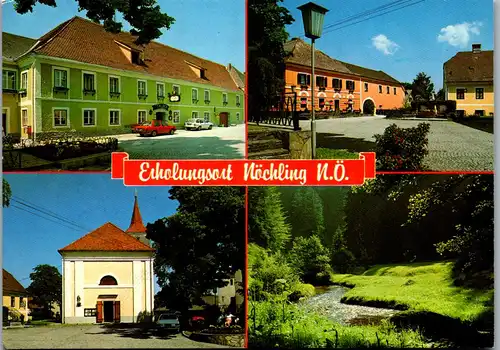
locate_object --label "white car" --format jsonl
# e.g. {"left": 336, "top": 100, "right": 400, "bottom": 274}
{"left": 156, "top": 313, "right": 180, "bottom": 332}
{"left": 184, "top": 118, "right": 213, "bottom": 131}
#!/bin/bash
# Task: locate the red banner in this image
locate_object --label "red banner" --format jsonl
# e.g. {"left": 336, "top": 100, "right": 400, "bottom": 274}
{"left": 111, "top": 152, "right": 376, "bottom": 186}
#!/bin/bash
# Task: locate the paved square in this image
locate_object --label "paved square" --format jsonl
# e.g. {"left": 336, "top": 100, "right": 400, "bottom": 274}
{"left": 115, "top": 124, "right": 245, "bottom": 159}
{"left": 2, "top": 325, "right": 230, "bottom": 349}
{"left": 300, "top": 117, "right": 494, "bottom": 171}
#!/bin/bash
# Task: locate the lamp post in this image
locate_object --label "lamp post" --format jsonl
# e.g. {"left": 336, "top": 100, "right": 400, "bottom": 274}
{"left": 297, "top": 2, "right": 328, "bottom": 159}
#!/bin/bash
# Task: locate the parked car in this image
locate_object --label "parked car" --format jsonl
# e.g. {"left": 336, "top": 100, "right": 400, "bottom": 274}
{"left": 184, "top": 118, "right": 213, "bottom": 131}
{"left": 134, "top": 120, "right": 176, "bottom": 137}
{"left": 156, "top": 312, "right": 180, "bottom": 332}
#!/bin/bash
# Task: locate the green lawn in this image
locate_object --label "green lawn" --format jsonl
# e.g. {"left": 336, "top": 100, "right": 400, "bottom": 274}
{"left": 330, "top": 261, "right": 493, "bottom": 322}
{"left": 316, "top": 148, "right": 360, "bottom": 159}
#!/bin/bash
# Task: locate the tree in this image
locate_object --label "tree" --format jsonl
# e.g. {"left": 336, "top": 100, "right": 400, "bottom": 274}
{"left": 147, "top": 187, "right": 245, "bottom": 311}
{"left": 410, "top": 72, "right": 435, "bottom": 101}
{"left": 3, "top": 179, "right": 12, "bottom": 207}
{"left": 14, "top": 0, "right": 175, "bottom": 45}
{"left": 289, "top": 187, "right": 325, "bottom": 242}
{"left": 26, "top": 265, "right": 62, "bottom": 318}
{"left": 402, "top": 82, "right": 412, "bottom": 91}
{"left": 248, "top": 187, "right": 290, "bottom": 253}
{"left": 288, "top": 235, "right": 331, "bottom": 284}
{"left": 248, "top": 0, "right": 294, "bottom": 121}
{"left": 435, "top": 88, "right": 445, "bottom": 101}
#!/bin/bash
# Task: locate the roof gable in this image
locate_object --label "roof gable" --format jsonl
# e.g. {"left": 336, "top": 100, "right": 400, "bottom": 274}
{"left": 444, "top": 50, "right": 493, "bottom": 83}
{"left": 59, "top": 222, "right": 154, "bottom": 253}
{"left": 3, "top": 269, "right": 28, "bottom": 296}
{"left": 29, "top": 16, "right": 239, "bottom": 91}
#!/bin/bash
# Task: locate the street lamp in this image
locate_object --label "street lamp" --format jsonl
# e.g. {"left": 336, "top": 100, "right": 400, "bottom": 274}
{"left": 297, "top": 2, "right": 328, "bottom": 159}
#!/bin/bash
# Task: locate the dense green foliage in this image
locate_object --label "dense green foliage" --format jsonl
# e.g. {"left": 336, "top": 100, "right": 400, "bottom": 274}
{"left": 410, "top": 72, "right": 435, "bottom": 101}
{"left": 248, "top": 0, "right": 294, "bottom": 120}
{"left": 26, "top": 264, "right": 62, "bottom": 318}
{"left": 148, "top": 187, "right": 245, "bottom": 311}
{"left": 14, "top": 0, "right": 175, "bottom": 44}
{"left": 3, "top": 179, "right": 12, "bottom": 207}
{"left": 374, "top": 123, "right": 430, "bottom": 171}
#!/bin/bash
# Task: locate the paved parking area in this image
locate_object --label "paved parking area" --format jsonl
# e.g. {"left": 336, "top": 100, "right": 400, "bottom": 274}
{"left": 300, "top": 117, "right": 494, "bottom": 171}
{"left": 2, "top": 325, "right": 230, "bottom": 349}
{"left": 116, "top": 125, "right": 245, "bottom": 159}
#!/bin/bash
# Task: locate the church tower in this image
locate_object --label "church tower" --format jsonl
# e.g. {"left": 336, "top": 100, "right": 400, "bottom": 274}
{"left": 126, "top": 191, "right": 149, "bottom": 246}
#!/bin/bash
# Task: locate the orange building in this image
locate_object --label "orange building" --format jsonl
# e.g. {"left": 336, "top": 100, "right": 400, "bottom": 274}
{"left": 283, "top": 38, "right": 405, "bottom": 114}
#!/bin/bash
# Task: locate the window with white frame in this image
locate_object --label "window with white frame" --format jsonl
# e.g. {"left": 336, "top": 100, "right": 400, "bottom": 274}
{"left": 137, "top": 80, "right": 147, "bottom": 96}
{"left": 172, "top": 85, "right": 180, "bottom": 95}
{"left": 54, "top": 69, "right": 68, "bottom": 88}
{"left": 109, "top": 110, "right": 120, "bottom": 125}
{"left": 236, "top": 112, "right": 240, "bottom": 121}
{"left": 172, "top": 111, "right": 180, "bottom": 123}
{"left": 53, "top": 109, "right": 68, "bottom": 126}
{"left": 83, "top": 73, "right": 95, "bottom": 91}
{"left": 83, "top": 109, "right": 96, "bottom": 126}
{"left": 157, "top": 83, "right": 165, "bottom": 98}
{"left": 138, "top": 110, "right": 147, "bottom": 124}
{"left": 222, "top": 93, "right": 228, "bottom": 104}
{"left": 109, "top": 77, "right": 120, "bottom": 94}
{"left": 21, "top": 71, "right": 28, "bottom": 90}
{"left": 192, "top": 111, "right": 199, "bottom": 118}
{"left": 21, "top": 109, "right": 28, "bottom": 126}
{"left": 203, "top": 111, "right": 210, "bottom": 122}
{"left": 236, "top": 95, "right": 241, "bottom": 106}
{"left": 204, "top": 89, "right": 210, "bottom": 102}
{"left": 192, "top": 88, "right": 199, "bottom": 101}
{"left": 3, "top": 70, "right": 17, "bottom": 90}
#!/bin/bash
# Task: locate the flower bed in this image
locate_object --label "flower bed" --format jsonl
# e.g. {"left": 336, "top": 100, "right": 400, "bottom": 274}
{"left": 190, "top": 326, "right": 245, "bottom": 347}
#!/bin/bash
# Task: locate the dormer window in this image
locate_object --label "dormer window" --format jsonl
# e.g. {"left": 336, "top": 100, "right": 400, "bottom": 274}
{"left": 186, "top": 61, "right": 207, "bottom": 79}
{"left": 115, "top": 40, "right": 144, "bottom": 65}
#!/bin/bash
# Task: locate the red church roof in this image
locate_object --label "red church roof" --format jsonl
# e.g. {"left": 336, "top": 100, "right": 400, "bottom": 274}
{"left": 126, "top": 194, "right": 147, "bottom": 234}
{"left": 58, "top": 222, "right": 154, "bottom": 253}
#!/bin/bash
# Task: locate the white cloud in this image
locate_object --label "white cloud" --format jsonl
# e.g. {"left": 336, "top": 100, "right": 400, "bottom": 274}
{"left": 437, "top": 22, "right": 482, "bottom": 48}
{"left": 371, "top": 34, "right": 399, "bottom": 55}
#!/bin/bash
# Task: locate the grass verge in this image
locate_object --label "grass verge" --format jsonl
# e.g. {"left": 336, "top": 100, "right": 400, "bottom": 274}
{"left": 316, "top": 148, "right": 360, "bottom": 159}
{"left": 330, "top": 261, "right": 493, "bottom": 322}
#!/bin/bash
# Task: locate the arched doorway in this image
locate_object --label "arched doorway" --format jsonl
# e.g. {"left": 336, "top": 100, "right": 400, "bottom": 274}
{"left": 362, "top": 98, "right": 376, "bottom": 115}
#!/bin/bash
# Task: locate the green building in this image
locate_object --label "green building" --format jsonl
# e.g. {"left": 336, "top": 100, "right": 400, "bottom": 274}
{"left": 2, "top": 16, "right": 245, "bottom": 139}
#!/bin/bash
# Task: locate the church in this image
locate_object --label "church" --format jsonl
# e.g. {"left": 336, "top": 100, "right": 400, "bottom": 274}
{"left": 58, "top": 193, "right": 155, "bottom": 324}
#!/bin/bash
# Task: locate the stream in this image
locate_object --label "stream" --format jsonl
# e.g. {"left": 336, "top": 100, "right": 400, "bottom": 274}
{"left": 300, "top": 286, "right": 397, "bottom": 326}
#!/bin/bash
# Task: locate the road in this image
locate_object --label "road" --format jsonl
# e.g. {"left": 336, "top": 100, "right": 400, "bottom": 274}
{"left": 2, "top": 325, "right": 230, "bottom": 349}
{"left": 115, "top": 125, "right": 245, "bottom": 159}
{"left": 300, "top": 117, "right": 494, "bottom": 171}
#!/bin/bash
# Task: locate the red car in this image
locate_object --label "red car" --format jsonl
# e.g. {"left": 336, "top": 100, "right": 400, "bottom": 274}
{"left": 134, "top": 119, "right": 176, "bottom": 137}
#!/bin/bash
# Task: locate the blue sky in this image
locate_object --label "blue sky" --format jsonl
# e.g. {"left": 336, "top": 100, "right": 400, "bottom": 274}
{"left": 3, "top": 174, "right": 178, "bottom": 293}
{"left": 285, "top": 0, "right": 493, "bottom": 89}
{"left": 1, "top": 0, "right": 245, "bottom": 72}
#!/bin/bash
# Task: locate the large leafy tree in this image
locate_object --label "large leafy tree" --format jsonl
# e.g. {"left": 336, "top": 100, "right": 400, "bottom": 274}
{"left": 288, "top": 235, "right": 331, "bottom": 284}
{"left": 248, "top": 0, "right": 294, "bottom": 121}
{"left": 248, "top": 187, "right": 290, "bottom": 253}
{"left": 3, "top": 179, "right": 12, "bottom": 207}
{"left": 26, "top": 265, "right": 62, "bottom": 317}
{"left": 147, "top": 187, "right": 245, "bottom": 311}
{"left": 410, "top": 72, "right": 435, "bottom": 101}
{"left": 13, "top": 0, "right": 175, "bottom": 45}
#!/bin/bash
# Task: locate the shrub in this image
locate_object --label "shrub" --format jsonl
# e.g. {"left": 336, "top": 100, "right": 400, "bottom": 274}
{"left": 288, "top": 283, "right": 316, "bottom": 302}
{"left": 374, "top": 123, "right": 430, "bottom": 171}
{"left": 289, "top": 235, "right": 332, "bottom": 285}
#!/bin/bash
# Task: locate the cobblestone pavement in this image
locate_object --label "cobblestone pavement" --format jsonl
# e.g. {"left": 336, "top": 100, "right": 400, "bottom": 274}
{"left": 299, "top": 117, "right": 494, "bottom": 171}
{"left": 115, "top": 124, "right": 245, "bottom": 159}
{"left": 2, "top": 325, "right": 230, "bottom": 349}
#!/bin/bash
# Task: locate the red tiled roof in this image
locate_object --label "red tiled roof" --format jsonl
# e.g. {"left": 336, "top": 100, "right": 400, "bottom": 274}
{"left": 337, "top": 61, "right": 401, "bottom": 85}
{"left": 444, "top": 49, "right": 493, "bottom": 83}
{"left": 31, "top": 16, "right": 240, "bottom": 91}
{"left": 58, "top": 222, "right": 154, "bottom": 253}
{"left": 126, "top": 195, "right": 147, "bottom": 234}
{"left": 3, "top": 269, "right": 28, "bottom": 296}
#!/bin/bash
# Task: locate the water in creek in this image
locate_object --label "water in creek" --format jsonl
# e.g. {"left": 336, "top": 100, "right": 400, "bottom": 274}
{"left": 300, "top": 286, "right": 397, "bottom": 326}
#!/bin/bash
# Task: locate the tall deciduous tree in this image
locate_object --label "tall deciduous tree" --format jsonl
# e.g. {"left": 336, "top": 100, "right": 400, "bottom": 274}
{"left": 248, "top": 187, "right": 290, "bottom": 253}
{"left": 411, "top": 72, "right": 435, "bottom": 101}
{"left": 26, "top": 265, "right": 62, "bottom": 317}
{"left": 13, "top": 0, "right": 175, "bottom": 45}
{"left": 147, "top": 187, "right": 245, "bottom": 311}
{"left": 3, "top": 179, "right": 12, "bottom": 207}
{"left": 248, "top": 0, "right": 294, "bottom": 121}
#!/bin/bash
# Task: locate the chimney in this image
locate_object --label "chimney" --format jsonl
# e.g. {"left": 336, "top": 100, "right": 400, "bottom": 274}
{"left": 472, "top": 44, "right": 481, "bottom": 53}
{"left": 228, "top": 63, "right": 232, "bottom": 71}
